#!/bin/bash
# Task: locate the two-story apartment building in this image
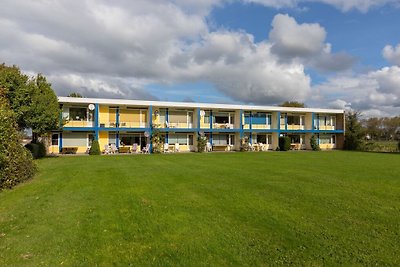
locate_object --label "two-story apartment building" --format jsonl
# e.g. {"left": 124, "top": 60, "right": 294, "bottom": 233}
{"left": 48, "top": 97, "right": 345, "bottom": 154}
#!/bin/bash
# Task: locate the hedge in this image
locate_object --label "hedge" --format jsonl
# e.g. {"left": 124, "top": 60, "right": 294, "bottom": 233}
{"left": 1, "top": 98, "right": 36, "bottom": 189}
{"left": 279, "top": 136, "right": 291, "bottom": 151}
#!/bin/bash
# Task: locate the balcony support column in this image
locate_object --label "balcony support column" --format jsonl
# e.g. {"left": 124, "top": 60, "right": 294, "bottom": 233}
{"left": 209, "top": 110, "right": 213, "bottom": 145}
{"left": 59, "top": 132, "right": 63, "bottom": 153}
{"left": 166, "top": 108, "right": 169, "bottom": 128}
{"left": 311, "top": 112, "right": 315, "bottom": 132}
{"left": 249, "top": 112, "right": 252, "bottom": 144}
{"left": 285, "top": 113, "right": 288, "bottom": 131}
{"left": 149, "top": 105, "right": 153, "bottom": 153}
{"left": 95, "top": 103, "right": 99, "bottom": 140}
{"left": 240, "top": 110, "right": 244, "bottom": 139}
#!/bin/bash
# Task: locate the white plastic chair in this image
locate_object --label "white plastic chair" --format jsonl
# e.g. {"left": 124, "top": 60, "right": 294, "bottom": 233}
{"left": 163, "top": 143, "right": 170, "bottom": 153}
{"left": 142, "top": 144, "right": 150, "bottom": 154}
{"left": 104, "top": 145, "right": 110, "bottom": 154}
{"left": 110, "top": 144, "right": 118, "bottom": 153}
{"left": 174, "top": 143, "right": 180, "bottom": 152}
{"left": 206, "top": 142, "right": 212, "bottom": 152}
{"left": 132, "top": 143, "right": 138, "bottom": 153}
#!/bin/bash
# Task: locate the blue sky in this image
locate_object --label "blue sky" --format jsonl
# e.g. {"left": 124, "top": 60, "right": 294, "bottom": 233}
{"left": 0, "top": 0, "right": 400, "bottom": 117}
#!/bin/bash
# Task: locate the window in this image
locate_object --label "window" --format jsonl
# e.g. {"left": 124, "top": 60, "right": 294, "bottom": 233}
{"left": 204, "top": 111, "right": 211, "bottom": 124}
{"left": 51, "top": 133, "right": 59, "bottom": 146}
{"left": 245, "top": 112, "right": 269, "bottom": 125}
{"left": 319, "top": 134, "right": 332, "bottom": 144}
{"left": 229, "top": 134, "right": 235, "bottom": 145}
{"left": 214, "top": 115, "right": 229, "bottom": 124}
{"left": 212, "top": 134, "right": 228, "bottom": 145}
{"left": 287, "top": 116, "right": 301, "bottom": 125}
{"left": 188, "top": 135, "right": 194, "bottom": 145}
{"left": 88, "top": 134, "right": 94, "bottom": 147}
{"left": 290, "top": 135, "right": 301, "bottom": 143}
{"left": 267, "top": 134, "right": 272, "bottom": 144}
{"left": 289, "top": 135, "right": 305, "bottom": 144}
{"left": 169, "top": 134, "right": 188, "bottom": 145}
{"left": 120, "top": 134, "right": 142, "bottom": 146}
{"left": 109, "top": 133, "right": 116, "bottom": 145}
{"left": 252, "top": 112, "right": 267, "bottom": 125}
{"left": 256, "top": 135, "right": 267, "bottom": 144}
{"left": 69, "top": 107, "right": 87, "bottom": 121}
{"left": 159, "top": 108, "right": 167, "bottom": 124}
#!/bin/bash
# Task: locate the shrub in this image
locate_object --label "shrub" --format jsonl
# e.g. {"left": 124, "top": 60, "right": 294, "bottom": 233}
{"left": 89, "top": 140, "right": 101, "bottom": 155}
{"left": 1, "top": 96, "right": 36, "bottom": 189}
{"left": 240, "top": 136, "right": 250, "bottom": 152}
{"left": 398, "top": 140, "right": 400, "bottom": 152}
{"left": 25, "top": 143, "right": 39, "bottom": 159}
{"left": 37, "top": 142, "right": 47, "bottom": 158}
{"left": 279, "top": 136, "right": 291, "bottom": 151}
{"left": 25, "top": 142, "right": 47, "bottom": 159}
{"left": 151, "top": 128, "right": 164, "bottom": 153}
{"left": 197, "top": 135, "right": 207, "bottom": 153}
{"left": 310, "top": 135, "right": 320, "bottom": 151}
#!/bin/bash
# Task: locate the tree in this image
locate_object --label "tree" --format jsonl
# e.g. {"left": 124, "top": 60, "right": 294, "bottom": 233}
{"left": 68, "top": 92, "right": 83, "bottom": 97}
{"left": 344, "top": 111, "right": 364, "bottom": 150}
{"left": 310, "top": 134, "right": 320, "bottom": 151}
{"left": 150, "top": 127, "right": 164, "bottom": 153}
{"left": 279, "top": 101, "right": 305, "bottom": 108}
{"left": 89, "top": 140, "right": 101, "bottom": 155}
{"left": 0, "top": 92, "right": 36, "bottom": 189}
{"left": 197, "top": 134, "right": 207, "bottom": 152}
{"left": 0, "top": 64, "right": 59, "bottom": 142}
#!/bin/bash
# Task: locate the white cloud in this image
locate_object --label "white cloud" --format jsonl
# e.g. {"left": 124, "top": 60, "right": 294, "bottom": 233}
{"left": 269, "top": 14, "right": 326, "bottom": 58}
{"left": 383, "top": 44, "right": 400, "bottom": 65}
{"left": 269, "top": 14, "right": 355, "bottom": 71}
{"left": 312, "top": 65, "right": 400, "bottom": 117}
{"left": 245, "top": 0, "right": 399, "bottom": 12}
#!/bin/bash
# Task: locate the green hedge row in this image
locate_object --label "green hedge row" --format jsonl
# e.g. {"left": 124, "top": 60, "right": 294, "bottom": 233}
{"left": 25, "top": 142, "right": 46, "bottom": 159}
{"left": 1, "top": 99, "right": 36, "bottom": 189}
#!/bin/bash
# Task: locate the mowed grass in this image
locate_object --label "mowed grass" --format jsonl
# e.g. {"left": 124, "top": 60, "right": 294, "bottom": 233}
{"left": 0, "top": 151, "right": 399, "bottom": 266}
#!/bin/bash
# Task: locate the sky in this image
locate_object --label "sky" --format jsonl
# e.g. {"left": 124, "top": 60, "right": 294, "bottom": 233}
{"left": 1, "top": 0, "right": 400, "bottom": 117}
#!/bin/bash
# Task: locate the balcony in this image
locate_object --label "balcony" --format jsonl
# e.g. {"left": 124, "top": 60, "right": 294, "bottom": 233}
{"left": 99, "top": 121, "right": 147, "bottom": 128}
{"left": 200, "top": 111, "right": 235, "bottom": 129}
{"left": 62, "top": 106, "right": 94, "bottom": 128}
{"left": 243, "top": 112, "right": 272, "bottom": 130}
{"left": 314, "top": 115, "right": 336, "bottom": 131}
{"left": 281, "top": 114, "right": 305, "bottom": 130}
{"left": 64, "top": 120, "right": 94, "bottom": 128}
{"left": 165, "top": 122, "right": 193, "bottom": 128}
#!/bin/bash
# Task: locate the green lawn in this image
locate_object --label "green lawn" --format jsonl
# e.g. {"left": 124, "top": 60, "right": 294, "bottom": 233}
{"left": 1, "top": 151, "right": 399, "bottom": 266}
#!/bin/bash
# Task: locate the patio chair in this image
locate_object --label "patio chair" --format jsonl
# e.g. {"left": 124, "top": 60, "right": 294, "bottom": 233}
{"left": 174, "top": 143, "right": 180, "bottom": 152}
{"left": 142, "top": 144, "right": 150, "bottom": 154}
{"left": 111, "top": 144, "right": 118, "bottom": 154}
{"left": 206, "top": 142, "right": 212, "bottom": 152}
{"left": 104, "top": 144, "right": 110, "bottom": 154}
{"left": 132, "top": 143, "right": 138, "bottom": 153}
{"left": 163, "top": 143, "right": 170, "bottom": 153}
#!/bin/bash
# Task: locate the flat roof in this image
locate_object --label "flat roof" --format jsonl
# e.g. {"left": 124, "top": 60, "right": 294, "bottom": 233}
{"left": 58, "top": 96, "right": 344, "bottom": 114}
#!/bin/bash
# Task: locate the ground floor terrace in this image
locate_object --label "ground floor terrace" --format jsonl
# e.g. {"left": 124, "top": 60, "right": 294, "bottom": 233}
{"left": 47, "top": 129, "right": 343, "bottom": 154}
